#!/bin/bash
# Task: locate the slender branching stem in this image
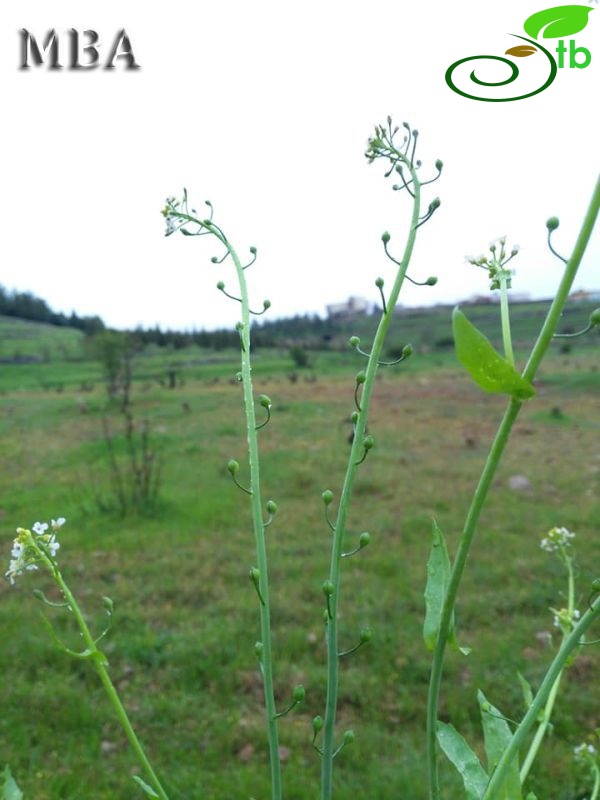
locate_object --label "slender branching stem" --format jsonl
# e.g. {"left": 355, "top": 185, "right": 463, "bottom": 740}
{"left": 41, "top": 553, "right": 170, "bottom": 800}
{"left": 426, "top": 174, "right": 600, "bottom": 800}
{"left": 320, "top": 157, "right": 422, "bottom": 800}
{"left": 499, "top": 275, "right": 514, "bottom": 367}
{"left": 483, "top": 598, "right": 600, "bottom": 799}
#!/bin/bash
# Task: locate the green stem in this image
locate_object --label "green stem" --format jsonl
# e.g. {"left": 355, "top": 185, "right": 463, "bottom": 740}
{"left": 228, "top": 241, "right": 282, "bottom": 800}
{"left": 320, "top": 159, "right": 422, "bottom": 800}
{"left": 483, "top": 599, "right": 600, "bottom": 799}
{"left": 44, "top": 556, "right": 170, "bottom": 800}
{"left": 426, "top": 174, "right": 600, "bottom": 800}
{"left": 590, "top": 763, "right": 600, "bottom": 800}
{"left": 499, "top": 276, "right": 514, "bottom": 367}
{"left": 520, "top": 554, "right": 575, "bottom": 783}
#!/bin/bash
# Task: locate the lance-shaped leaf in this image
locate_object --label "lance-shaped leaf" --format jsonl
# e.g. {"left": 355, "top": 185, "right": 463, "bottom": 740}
{"left": 478, "top": 690, "right": 522, "bottom": 800}
{"left": 523, "top": 5, "right": 593, "bottom": 39}
{"left": 452, "top": 308, "right": 535, "bottom": 400}
{"left": 424, "top": 522, "right": 470, "bottom": 655}
{"left": 1, "top": 766, "right": 23, "bottom": 800}
{"left": 436, "top": 722, "right": 488, "bottom": 800}
{"left": 132, "top": 776, "right": 160, "bottom": 798}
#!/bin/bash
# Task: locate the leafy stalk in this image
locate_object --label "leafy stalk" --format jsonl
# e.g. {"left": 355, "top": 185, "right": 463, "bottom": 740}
{"left": 426, "top": 174, "right": 600, "bottom": 800}
{"left": 320, "top": 129, "right": 424, "bottom": 800}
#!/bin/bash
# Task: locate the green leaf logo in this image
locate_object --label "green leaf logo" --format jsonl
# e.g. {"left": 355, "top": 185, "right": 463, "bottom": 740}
{"left": 523, "top": 4, "right": 593, "bottom": 39}
{"left": 452, "top": 308, "right": 536, "bottom": 400}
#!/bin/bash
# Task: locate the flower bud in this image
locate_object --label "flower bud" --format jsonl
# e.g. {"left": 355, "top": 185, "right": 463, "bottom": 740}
{"left": 293, "top": 685, "right": 306, "bottom": 703}
{"left": 425, "top": 276, "right": 438, "bottom": 286}
{"left": 343, "top": 730, "right": 355, "bottom": 745}
{"left": 322, "top": 580, "right": 334, "bottom": 597}
{"left": 263, "top": 299, "right": 272, "bottom": 310}
{"left": 249, "top": 567, "right": 260, "bottom": 583}
{"left": 235, "top": 322, "right": 244, "bottom": 332}
{"left": 435, "top": 159, "right": 443, "bottom": 171}
{"left": 546, "top": 216, "right": 560, "bottom": 231}
{"left": 356, "top": 371, "right": 366, "bottom": 385}
{"left": 350, "top": 411, "right": 359, "bottom": 424}
{"left": 381, "top": 231, "right": 391, "bottom": 244}
{"left": 250, "top": 246, "right": 257, "bottom": 254}
{"left": 359, "top": 627, "right": 372, "bottom": 643}
{"left": 589, "top": 308, "right": 600, "bottom": 327}
{"left": 211, "top": 257, "right": 219, "bottom": 264}
{"left": 254, "top": 641, "right": 264, "bottom": 658}
{"left": 402, "top": 344, "right": 413, "bottom": 358}
{"left": 375, "top": 277, "right": 384, "bottom": 288}
{"left": 266, "top": 500, "right": 278, "bottom": 515}
{"left": 217, "top": 280, "right": 225, "bottom": 290}
{"left": 259, "top": 394, "right": 272, "bottom": 408}
{"left": 363, "top": 434, "right": 375, "bottom": 450}
{"left": 227, "top": 459, "right": 240, "bottom": 475}
{"left": 359, "top": 531, "right": 371, "bottom": 548}
{"left": 322, "top": 489, "right": 334, "bottom": 506}
{"left": 312, "top": 715, "right": 324, "bottom": 733}
{"left": 430, "top": 197, "right": 441, "bottom": 210}
{"left": 349, "top": 336, "right": 360, "bottom": 348}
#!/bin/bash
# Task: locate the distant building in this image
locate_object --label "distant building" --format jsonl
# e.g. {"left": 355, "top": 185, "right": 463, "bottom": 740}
{"left": 569, "top": 289, "right": 600, "bottom": 302}
{"left": 326, "top": 296, "right": 370, "bottom": 319}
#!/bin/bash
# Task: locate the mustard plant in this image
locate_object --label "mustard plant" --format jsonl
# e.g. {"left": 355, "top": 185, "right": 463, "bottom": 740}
{"left": 4, "top": 121, "right": 599, "bottom": 800}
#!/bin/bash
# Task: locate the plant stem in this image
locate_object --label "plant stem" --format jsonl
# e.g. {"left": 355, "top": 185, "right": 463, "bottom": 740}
{"left": 46, "top": 559, "right": 170, "bottom": 800}
{"left": 320, "top": 160, "right": 421, "bottom": 800}
{"left": 426, "top": 173, "right": 600, "bottom": 800}
{"left": 483, "top": 599, "right": 600, "bottom": 799}
{"left": 228, "top": 241, "right": 282, "bottom": 800}
{"left": 499, "top": 276, "right": 514, "bottom": 367}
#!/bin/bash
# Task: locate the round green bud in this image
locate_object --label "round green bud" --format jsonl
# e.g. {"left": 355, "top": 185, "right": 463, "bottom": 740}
{"left": 402, "top": 344, "right": 413, "bottom": 358}
{"left": 235, "top": 371, "right": 243, "bottom": 382}
{"left": 435, "top": 159, "right": 443, "bottom": 171}
{"left": 322, "top": 580, "right": 334, "bottom": 597}
{"left": 381, "top": 231, "right": 391, "bottom": 244}
{"left": 259, "top": 394, "right": 272, "bottom": 408}
{"left": 250, "top": 246, "right": 257, "bottom": 254}
{"left": 359, "top": 531, "right": 371, "bottom": 548}
{"left": 359, "top": 626, "right": 372, "bottom": 643}
{"left": 211, "top": 257, "right": 219, "bottom": 264}
{"left": 511, "top": 247, "right": 519, "bottom": 257}
{"left": 430, "top": 197, "right": 441, "bottom": 210}
{"left": 266, "top": 500, "right": 278, "bottom": 515}
{"left": 249, "top": 567, "right": 260, "bottom": 582}
{"left": 546, "top": 216, "right": 560, "bottom": 231}
{"left": 263, "top": 299, "right": 272, "bottom": 310}
{"left": 254, "top": 641, "right": 264, "bottom": 658}
{"left": 217, "top": 280, "right": 225, "bottom": 290}
{"left": 343, "top": 730, "right": 355, "bottom": 745}
{"left": 349, "top": 336, "right": 360, "bottom": 348}
{"left": 322, "top": 489, "right": 334, "bottom": 506}
{"left": 589, "top": 308, "right": 600, "bottom": 327}
{"left": 293, "top": 685, "right": 306, "bottom": 703}
{"left": 356, "top": 371, "right": 366, "bottom": 384}
{"left": 426, "top": 276, "right": 438, "bottom": 286}
{"left": 481, "top": 701, "right": 492, "bottom": 713}
{"left": 312, "top": 715, "right": 324, "bottom": 733}
{"left": 350, "top": 411, "right": 359, "bottom": 424}
{"left": 375, "top": 277, "right": 385, "bottom": 289}
{"left": 227, "top": 459, "right": 240, "bottom": 475}
{"left": 363, "top": 434, "right": 375, "bottom": 450}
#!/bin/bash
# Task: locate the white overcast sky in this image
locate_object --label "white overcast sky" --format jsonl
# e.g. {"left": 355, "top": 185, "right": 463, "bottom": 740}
{"left": 1, "top": 0, "right": 598, "bottom": 331}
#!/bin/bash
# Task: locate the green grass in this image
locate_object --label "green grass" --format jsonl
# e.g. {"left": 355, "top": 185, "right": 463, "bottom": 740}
{"left": 0, "top": 324, "right": 599, "bottom": 799}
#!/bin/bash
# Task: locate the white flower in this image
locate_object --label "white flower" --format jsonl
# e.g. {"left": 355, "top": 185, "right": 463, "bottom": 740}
{"left": 11, "top": 541, "right": 23, "bottom": 559}
{"left": 574, "top": 742, "right": 597, "bottom": 761}
{"left": 540, "top": 526, "right": 575, "bottom": 552}
{"left": 51, "top": 517, "right": 66, "bottom": 530}
{"left": 32, "top": 521, "right": 49, "bottom": 536}
{"left": 48, "top": 536, "right": 60, "bottom": 557}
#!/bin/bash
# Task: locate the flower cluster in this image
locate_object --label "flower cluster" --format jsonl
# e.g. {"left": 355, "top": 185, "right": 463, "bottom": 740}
{"left": 540, "top": 526, "right": 576, "bottom": 553}
{"left": 574, "top": 742, "right": 597, "bottom": 762}
{"left": 551, "top": 606, "right": 581, "bottom": 633}
{"left": 5, "top": 517, "right": 65, "bottom": 585}
{"left": 467, "top": 237, "right": 519, "bottom": 291}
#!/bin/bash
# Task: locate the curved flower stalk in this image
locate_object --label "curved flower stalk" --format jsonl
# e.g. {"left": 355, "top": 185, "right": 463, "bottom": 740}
{"left": 162, "top": 193, "right": 284, "bottom": 800}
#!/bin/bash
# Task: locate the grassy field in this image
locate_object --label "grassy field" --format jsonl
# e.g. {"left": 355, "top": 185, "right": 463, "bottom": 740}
{"left": 0, "top": 311, "right": 599, "bottom": 799}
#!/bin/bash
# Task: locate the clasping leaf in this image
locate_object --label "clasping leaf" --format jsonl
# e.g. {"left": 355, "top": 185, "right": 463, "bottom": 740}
{"left": 452, "top": 308, "right": 535, "bottom": 400}
{"left": 436, "top": 722, "right": 488, "bottom": 800}
{"left": 478, "top": 690, "right": 522, "bottom": 800}
{"left": 523, "top": 5, "right": 593, "bottom": 39}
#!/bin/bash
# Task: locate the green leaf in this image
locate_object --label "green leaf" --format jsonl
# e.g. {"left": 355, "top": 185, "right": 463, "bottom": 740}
{"left": 525, "top": 794, "right": 539, "bottom": 800}
{"left": 423, "top": 521, "right": 470, "bottom": 655}
{"left": 523, "top": 5, "right": 593, "bottom": 39}
{"left": 436, "top": 722, "right": 488, "bottom": 800}
{"left": 2, "top": 765, "right": 23, "bottom": 800}
{"left": 452, "top": 308, "right": 535, "bottom": 400}
{"left": 478, "top": 690, "right": 522, "bottom": 800}
{"left": 517, "top": 672, "right": 533, "bottom": 710}
{"left": 423, "top": 520, "right": 452, "bottom": 651}
{"left": 132, "top": 776, "right": 159, "bottom": 798}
